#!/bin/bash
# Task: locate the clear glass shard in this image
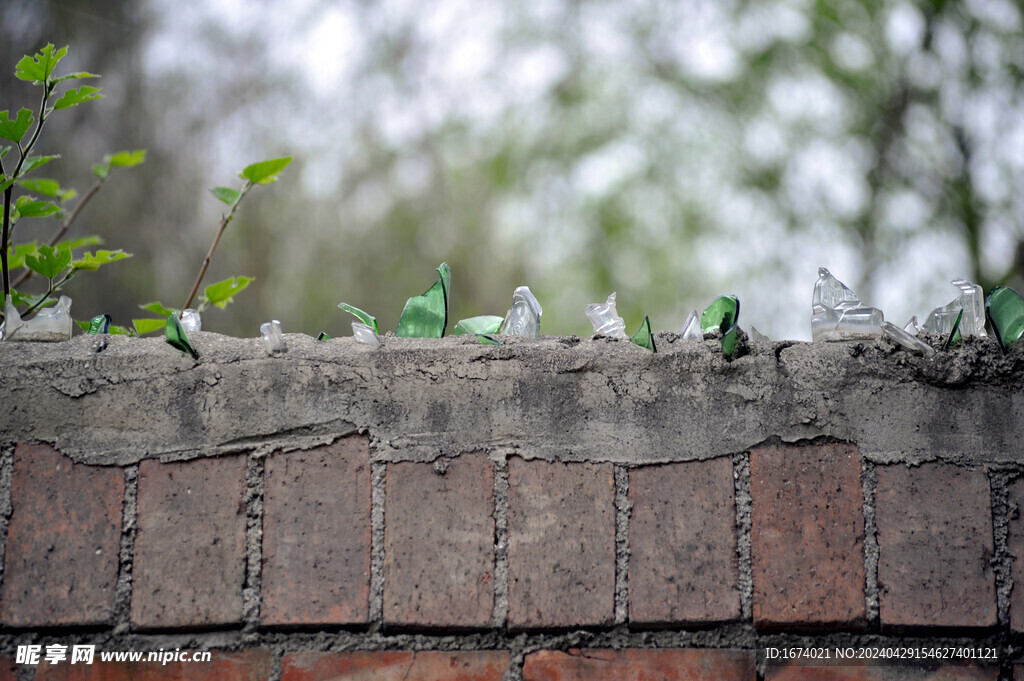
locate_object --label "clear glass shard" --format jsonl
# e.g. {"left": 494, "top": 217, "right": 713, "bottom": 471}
{"left": 87, "top": 314, "right": 112, "bottom": 335}
{"left": 903, "top": 316, "right": 919, "bottom": 336}
{"left": 454, "top": 315, "right": 503, "bottom": 336}
{"left": 2, "top": 295, "right": 73, "bottom": 342}
{"left": 923, "top": 279, "right": 986, "bottom": 338}
{"left": 352, "top": 321, "right": 380, "bottom": 347}
{"left": 811, "top": 267, "right": 884, "bottom": 342}
{"left": 881, "top": 321, "right": 936, "bottom": 358}
{"left": 165, "top": 313, "right": 198, "bottom": 359}
{"left": 986, "top": 286, "right": 1024, "bottom": 351}
{"left": 261, "top": 319, "right": 287, "bottom": 355}
{"left": 749, "top": 326, "right": 769, "bottom": 342}
{"left": 180, "top": 308, "right": 202, "bottom": 332}
{"left": 680, "top": 309, "right": 702, "bottom": 340}
{"left": 585, "top": 292, "right": 628, "bottom": 339}
{"left": 498, "top": 286, "right": 543, "bottom": 338}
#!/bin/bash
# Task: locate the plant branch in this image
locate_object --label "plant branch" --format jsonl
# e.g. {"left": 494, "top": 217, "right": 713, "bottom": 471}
{"left": 21, "top": 269, "right": 75, "bottom": 318}
{"left": 180, "top": 183, "right": 252, "bottom": 313}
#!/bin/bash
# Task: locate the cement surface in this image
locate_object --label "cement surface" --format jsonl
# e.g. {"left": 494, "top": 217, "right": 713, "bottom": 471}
{"left": 0, "top": 331, "right": 1021, "bottom": 465}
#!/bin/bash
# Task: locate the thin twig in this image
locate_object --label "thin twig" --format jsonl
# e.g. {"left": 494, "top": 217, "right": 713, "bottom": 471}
{"left": 180, "top": 183, "right": 251, "bottom": 314}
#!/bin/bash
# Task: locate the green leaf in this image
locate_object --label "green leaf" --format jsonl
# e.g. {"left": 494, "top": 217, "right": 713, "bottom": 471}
{"left": 139, "top": 301, "right": 177, "bottom": 317}
{"left": 210, "top": 186, "right": 241, "bottom": 206}
{"left": 109, "top": 324, "right": 133, "bottom": 336}
{"left": 107, "top": 149, "right": 146, "bottom": 167}
{"left": 14, "top": 44, "right": 69, "bottom": 83}
{"left": 51, "top": 71, "right": 100, "bottom": 84}
{"left": 454, "top": 315, "right": 503, "bottom": 336}
{"left": 629, "top": 315, "right": 657, "bottom": 352}
{"left": 7, "top": 241, "right": 39, "bottom": 269}
{"left": 240, "top": 157, "right": 292, "bottom": 185}
{"left": 701, "top": 295, "right": 740, "bottom": 359}
{"left": 132, "top": 318, "right": 167, "bottom": 335}
{"left": 0, "top": 108, "right": 34, "bottom": 144}
{"left": 14, "top": 196, "right": 60, "bottom": 218}
{"left": 165, "top": 314, "right": 199, "bottom": 359}
{"left": 24, "top": 243, "right": 71, "bottom": 279}
{"left": 201, "top": 275, "right": 253, "bottom": 309}
{"left": 56, "top": 235, "right": 102, "bottom": 252}
{"left": 1, "top": 145, "right": 10, "bottom": 158}
{"left": 71, "top": 249, "right": 131, "bottom": 271}
{"left": 23, "top": 155, "right": 60, "bottom": 174}
{"left": 53, "top": 85, "right": 102, "bottom": 110}
{"left": 17, "top": 177, "right": 61, "bottom": 197}
{"left": 338, "top": 302, "right": 380, "bottom": 334}
{"left": 396, "top": 262, "right": 451, "bottom": 338}
{"left": 10, "top": 290, "right": 56, "bottom": 309}
{"left": 92, "top": 163, "right": 110, "bottom": 180}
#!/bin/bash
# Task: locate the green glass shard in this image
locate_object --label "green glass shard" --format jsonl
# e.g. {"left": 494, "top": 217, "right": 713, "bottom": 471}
{"left": 87, "top": 314, "right": 112, "bottom": 335}
{"left": 316, "top": 331, "right": 331, "bottom": 341}
{"left": 454, "top": 315, "right": 503, "bottom": 336}
{"left": 701, "top": 295, "right": 740, "bottom": 358}
{"left": 396, "top": 262, "right": 451, "bottom": 338}
{"left": 165, "top": 313, "right": 198, "bottom": 359}
{"left": 337, "top": 303, "right": 379, "bottom": 334}
{"left": 986, "top": 286, "right": 1024, "bottom": 351}
{"left": 477, "top": 334, "right": 502, "bottom": 345}
{"left": 629, "top": 315, "right": 656, "bottom": 352}
{"left": 942, "top": 309, "right": 963, "bottom": 351}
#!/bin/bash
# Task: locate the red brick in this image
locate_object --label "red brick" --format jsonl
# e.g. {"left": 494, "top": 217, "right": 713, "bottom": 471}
{"left": 750, "top": 444, "right": 866, "bottom": 629}
{"left": 766, "top": 662, "right": 997, "bottom": 680}
{"left": 1006, "top": 477, "right": 1024, "bottom": 631}
{"left": 0, "top": 655, "right": 14, "bottom": 681}
{"left": 507, "top": 459, "right": 614, "bottom": 630}
{"left": 384, "top": 453, "right": 494, "bottom": 629}
{"left": 629, "top": 457, "right": 740, "bottom": 626}
{"left": 876, "top": 463, "right": 995, "bottom": 628}
{"left": 523, "top": 648, "right": 755, "bottom": 681}
{"left": 131, "top": 455, "right": 247, "bottom": 630}
{"left": 0, "top": 443, "right": 123, "bottom": 627}
{"left": 33, "top": 649, "right": 271, "bottom": 680}
{"left": 261, "top": 437, "right": 371, "bottom": 626}
{"left": 281, "top": 650, "right": 509, "bottom": 681}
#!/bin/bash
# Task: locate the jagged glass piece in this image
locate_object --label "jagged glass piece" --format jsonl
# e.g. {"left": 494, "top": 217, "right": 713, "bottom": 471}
{"left": 811, "top": 267, "right": 884, "bottom": 342}
{"left": 923, "top": 279, "right": 986, "bottom": 338}
{"left": 629, "top": 315, "right": 656, "bottom": 352}
{"left": 165, "top": 313, "right": 198, "bottom": 359}
{"left": 986, "top": 286, "right": 1024, "bottom": 351}
{"left": 881, "top": 321, "right": 936, "bottom": 357}
{"left": 352, "top": 321, "right": 380, "bottom": 347}
{"left": 180, "top": 308, "right": 202, "bottom": 332}
{"left": 749, "top": 326, "right": 769, "bottom": 342}
{"left": 454, "top": 315, "right": 503, "bottom": 336}
{"left": 316, "top": 331, "right": 331, "bottom": 341}
{"left": 87, "top": 314, "right": 112, "bottom": 335}
{"left": 477, "top": 334, "right": 502, "bottom": 345}
{"left": 701, "top": 295, "right": 740, "bottom": 358}
{"left": 680, "top": 309, "right": 702, "bottom": 340}
{"left": 338, "top": 303, "right": 379, "bottom": 334}
{"left": 2, "top": 295, "right": 73, "bottom": 341}
{"left": 943, "top": 310, "right": 963, "bottom": 351}
{"left": 903, "top": 316, "right": 920, "bottom": 336}
{"left": 585, "top": 292, "right": 628, "bottom": 339}
{"left": 498, "top": 286, "right": 543, "bottom": 338}
{"left": 261, "top": 319, "right": 287, "bottom": 355}
{"left": 396, "top": 262, "right": 450, "bottom": 338}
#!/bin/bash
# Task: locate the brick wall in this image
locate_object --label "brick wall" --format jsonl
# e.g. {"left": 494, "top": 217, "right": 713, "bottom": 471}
{"left": 0, "top": 333, "right": 1022, "bottom": 680}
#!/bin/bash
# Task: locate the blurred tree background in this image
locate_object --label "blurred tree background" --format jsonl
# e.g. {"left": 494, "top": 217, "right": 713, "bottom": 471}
{"left": 2, "top": 0, "right": 1022, "bottom": 340}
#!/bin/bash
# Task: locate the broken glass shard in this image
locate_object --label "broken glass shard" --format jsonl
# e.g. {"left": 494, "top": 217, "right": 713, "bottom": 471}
{"left": 923, "top": 279, "right": 986, "bottom": 338}
{"left": 701, "top": 295, "right": 740, "bottom": 358}
{"left": 986, "top": 286, "right": 1024, "bottom": 351}
{"left": 180, "top": 308, "right": 202, "bottom": 332}
{"left": 454, "top": 315, "right": 503, "bottom": 336}
{"left": 165, "top": 313, "right": 198, "bottom": 359}
{"left": 498, "top": 286, "right": 543, "bottom": 338}
{"left": 87, "top": 314, "right": 112, "bottom": 335}
{"left": 943, "top": 310, "right": 963, "bottom": 351}
{"left": 261, "top": 319, "right": 286, "bottom": 355}
{"left": 629, "top": 315, "right": 656, "bottom": 352}
{"left": 749, "top": 326, "right": 769, "bottom": 342}
{"left": 477, "top": 334, "right": 502, "bottom": 345}
{"left": 811, "top": 267, "right": 884, "bottom": 342}
{"left": 881, "top": 321, "right": 936, "bottom": 357}
{"left": 680, "top": 309, "right": 702, "bottom": 340}
{"left": 1, "top": 295, "right": 73, "bottom": 341}
{"left": 585, "top": 292, "right": 628, "bottom": 339}
{"left": 396, "top": 262, "right": 450, "bottom": 338}
{"left": 352, "top": 321, "right": 380, "bottom": 347}
{"left": 316, "top": 331, "right": 331, "bottom": 341}
{"left": 903, "top": 316, "right": 920, "bottom": 336}
{"left": 338, "top": 303, "right": 379, "bottom": 334}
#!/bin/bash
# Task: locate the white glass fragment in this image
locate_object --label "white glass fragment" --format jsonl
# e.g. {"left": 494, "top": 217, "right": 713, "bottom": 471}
{"left": 352, "top": 321, "right": 380, "bottom": 347}
{"left": 882, "top": 321, "right": 936, "bottom": 358}
{"left": 585, "top": 292, "right": 628, "bottom": 339}
{"left": 180, "top": 308, "right": 202, "bottom": 332}
{"left": 498, "top": 286, "right": 543, "bottom": 338}
{"left": 811, "top": 267, "right": 884, "bottom": 342}
{"left": 1, "top": 295, "right": 73, "bottom": 342}
{"left": 749, "top": 326, "right": 770, "bottom": 342}
{"left": 923, "top": 279, "right": 986, "bottom": 338}
{"left": 680, "top": 309, "right": 702, "bottom": 340}
{"left": 260, "top": 319, "right": 286, "bottom": 355}
{"left": 903, "top": 316, "right": 919, "bottom": 336}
